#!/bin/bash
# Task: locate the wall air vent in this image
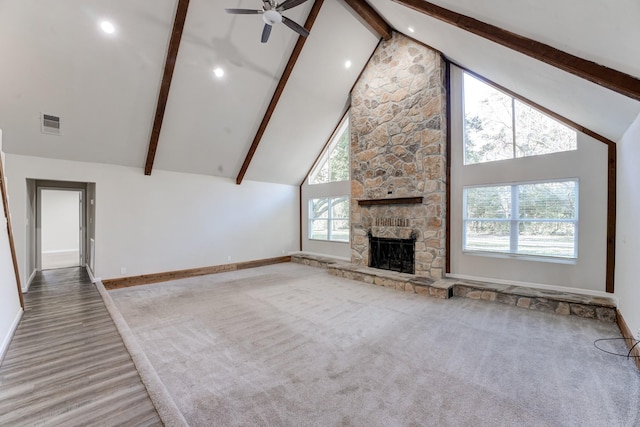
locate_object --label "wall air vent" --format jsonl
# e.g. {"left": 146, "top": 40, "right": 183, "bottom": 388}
{"left": 41, "top": 113, "right": 60, "bottom": 135}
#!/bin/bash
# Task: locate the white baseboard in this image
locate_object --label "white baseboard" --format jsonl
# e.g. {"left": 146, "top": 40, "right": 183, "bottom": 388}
{"left": 85, "top": 263, "right": 101, "bottom": 284}
{"left": 0, "top": 308, "right": 23, "bottom": 364}
{"left": 446, "top": 273, "right": 619, "bottom": 305}
{"left": 42, "top": 249, "right": 79, "bottom": 254}
{"left": 23, "top": 268, "right": 37, "bottom": 293}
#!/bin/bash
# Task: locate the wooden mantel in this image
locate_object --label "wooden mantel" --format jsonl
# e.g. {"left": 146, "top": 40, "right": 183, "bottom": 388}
{"left": 357, "top": 197, "right": 423, "bottom": 206}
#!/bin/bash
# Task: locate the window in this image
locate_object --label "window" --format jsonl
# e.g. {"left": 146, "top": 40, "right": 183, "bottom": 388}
{"left": 463, "top": 72, "right": 577, "bottom": 165}
{"left": 309, "top": 115, "right": 350, "bottom": 184}
{"left": 309, "top": 197, "right": 349, "bottom": 242}
{"left": 463, "top": 180, "right": 578, "bottom": 259}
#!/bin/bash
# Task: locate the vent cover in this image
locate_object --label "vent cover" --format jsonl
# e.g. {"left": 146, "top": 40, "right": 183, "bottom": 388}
{"left": 41, "top": 113, "right": 60, "bottom": 135}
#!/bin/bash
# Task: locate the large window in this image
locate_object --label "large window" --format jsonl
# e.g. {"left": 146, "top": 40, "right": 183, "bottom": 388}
{"left": 309, "top": 197, "right": 349, "bottom": 242}
{"left": 463, "top": 72, "right": 577, "bottom": 165}
{"left": 463, "top": 180, "right": 578, "bottom": 259}
{"left": 309, "top": 116, "right": 350, "bottom": 184}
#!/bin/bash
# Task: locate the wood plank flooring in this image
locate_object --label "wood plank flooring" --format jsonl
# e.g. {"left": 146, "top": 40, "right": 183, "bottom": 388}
{"left": 0, "top": 267, "right": 162, "bottom": 426}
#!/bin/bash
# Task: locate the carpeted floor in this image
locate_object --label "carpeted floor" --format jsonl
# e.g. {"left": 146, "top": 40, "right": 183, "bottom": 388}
{"left": 108, "top": 263, "right": 640, "bottom": 426}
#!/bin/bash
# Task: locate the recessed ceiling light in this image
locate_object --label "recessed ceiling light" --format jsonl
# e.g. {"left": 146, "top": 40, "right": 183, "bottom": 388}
{"left": 344, "top": 60, "right": 352, "bottom": 69}
{"left": 408, "top": 27, "right": 415, "bottom": 33}
{"left": 213, "top": 67, "right": 224, "bottom": 78}
{"left": 100, "top": 21, "right": 115, "bottom": 34}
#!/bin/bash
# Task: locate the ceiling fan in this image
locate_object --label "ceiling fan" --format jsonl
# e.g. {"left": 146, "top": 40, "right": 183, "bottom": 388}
{"left": 225, "top": 0, "right": 311, "bottom": 43}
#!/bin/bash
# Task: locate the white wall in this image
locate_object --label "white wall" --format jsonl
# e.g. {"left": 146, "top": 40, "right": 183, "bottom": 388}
{"left": 0, "top": 132, "right": 23, "bottom": 361}
{"left": 450, "top": 66, "right": 609, "bottom": 292}
{"left": 301, "top": 179, "right": 351, "bottom": 259}
{"left": 6, "top": 154, "right": 299, "bottom": 282}
{"left": 41, "top": 189, "right": 80, "bottom": 253}
{"left": 615, "top": 112, "right": 640, "bottom": 338}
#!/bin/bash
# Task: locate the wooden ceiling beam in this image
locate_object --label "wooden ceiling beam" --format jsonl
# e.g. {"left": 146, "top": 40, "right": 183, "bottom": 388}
{"left": 343, "top": 0, "right": 392, "bottom": 41}
{"left": 144, "top": 0, "right": 190, "bottom": 176}
{"left": 393, "top": 0, "right": 640, "bottom": 102}
{"left": 236, "top": 0, "right": 325, "bottom": 185}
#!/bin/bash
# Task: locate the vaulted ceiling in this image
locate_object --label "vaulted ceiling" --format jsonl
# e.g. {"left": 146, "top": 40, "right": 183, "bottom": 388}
{"left": 0, "top": 0, "right": 638, "bottom": 186}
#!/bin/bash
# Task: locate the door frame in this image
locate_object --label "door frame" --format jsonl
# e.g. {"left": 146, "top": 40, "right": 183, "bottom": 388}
{"left": 36, "top": 187, "right": 85, "bottom": 271}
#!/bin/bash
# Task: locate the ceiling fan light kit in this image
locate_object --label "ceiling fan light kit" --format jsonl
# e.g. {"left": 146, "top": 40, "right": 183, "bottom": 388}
{"left": 225, "top": 0, "right": 310, "bottom": 43}
{"left": 263, "top": 10, "right": 282, "bottom": 25}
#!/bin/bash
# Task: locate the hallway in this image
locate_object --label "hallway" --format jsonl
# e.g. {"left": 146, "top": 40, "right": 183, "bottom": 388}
{"left": 0, "top": 268, "right": 161, "bottom": 426}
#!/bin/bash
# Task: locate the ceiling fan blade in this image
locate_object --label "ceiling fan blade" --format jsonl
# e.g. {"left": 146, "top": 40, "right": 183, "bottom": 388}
{"left": 277, "top": 0, "right": 309, "bottom": 12}
{"left": 282, "top": 16, "right": 310, "bottom": 37}
{"left": 224, "top": 8, "right": 262, "bottom": 14}
{"left": 261, "top": 24, "right": 272, "bottom": 43}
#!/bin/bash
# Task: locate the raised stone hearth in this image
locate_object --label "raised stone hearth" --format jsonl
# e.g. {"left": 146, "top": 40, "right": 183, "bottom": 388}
{"left": 290, "top": 254, "right": 617, "bottom": 322}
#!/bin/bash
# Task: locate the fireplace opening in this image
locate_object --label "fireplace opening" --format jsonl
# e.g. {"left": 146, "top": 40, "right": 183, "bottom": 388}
{"left": 368, "top": 231, "right": 416, "bottom": 274}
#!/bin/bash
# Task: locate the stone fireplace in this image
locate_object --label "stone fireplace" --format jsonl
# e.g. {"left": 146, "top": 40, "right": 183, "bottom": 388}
{"left": 350, "top": 33, "right": 447, "bottom": 279}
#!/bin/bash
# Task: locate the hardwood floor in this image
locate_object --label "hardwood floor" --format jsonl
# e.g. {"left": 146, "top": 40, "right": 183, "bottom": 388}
{"left": 0, "top": 267, "right": 162, "bottom": 426}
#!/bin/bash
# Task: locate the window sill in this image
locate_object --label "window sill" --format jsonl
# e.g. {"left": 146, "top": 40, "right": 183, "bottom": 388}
{"left": 308, "top": 238, "right": 350, "bottom": 244}
{"left": 462, "top": 250, "right": 577, "bottom": 265}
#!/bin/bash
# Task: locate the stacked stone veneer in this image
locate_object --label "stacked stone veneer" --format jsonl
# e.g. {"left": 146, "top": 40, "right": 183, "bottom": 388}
{"left": 350, "top": 33, "right": 447, "bottom": 278}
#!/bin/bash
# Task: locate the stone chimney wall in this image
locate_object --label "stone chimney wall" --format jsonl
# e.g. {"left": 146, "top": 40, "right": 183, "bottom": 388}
{"left": 350, "top": 33, "right": 447, "bottom": 278}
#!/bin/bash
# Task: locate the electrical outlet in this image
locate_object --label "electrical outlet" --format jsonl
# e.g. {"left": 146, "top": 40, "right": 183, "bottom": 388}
{"left": 227, "top": 256, "right": 232, "bottom": 261}
{"left": 120, "top": 267, "right": 126, "bottom": 275}
{"left": 636, "top": 329, "right": 640, "bottom": 341}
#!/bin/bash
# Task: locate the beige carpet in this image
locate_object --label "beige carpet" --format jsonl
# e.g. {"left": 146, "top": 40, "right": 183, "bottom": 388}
{"left": 109, "top": 263, "right": 640, "bottom": 426}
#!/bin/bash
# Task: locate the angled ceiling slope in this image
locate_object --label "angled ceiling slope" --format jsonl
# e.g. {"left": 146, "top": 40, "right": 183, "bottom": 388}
{"left": 0, "top": 0, "right": 176, "bottom": 167}
{"left": 235, "top": 0, "right": 326, "bottom": 185}
{"left": 145, "top": 0, "right": 190, "bottom": 176}
{"left": 2, "top": 0, "right": 638, "bottom": 185}
{"left": 369, "top": 0, "right": 640, "bottom": 141}
{"left": 242, "top": 0, "right": 381, "bottom": 185}
{"left": 152, "top": 0, "right": 315, "bottom": 180}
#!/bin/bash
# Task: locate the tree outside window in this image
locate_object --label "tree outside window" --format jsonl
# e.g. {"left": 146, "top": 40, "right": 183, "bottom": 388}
{"left": 463, "top": 180, "right": 578, "bottom": 259}
{"left": 309, "top": 197, "right": 349, "bottom": 242}
{"left": 463, "top": 73, "right": 577, "bottom": 165}
{"left": 309, "top": 116, "right": 350, "bottom": 184}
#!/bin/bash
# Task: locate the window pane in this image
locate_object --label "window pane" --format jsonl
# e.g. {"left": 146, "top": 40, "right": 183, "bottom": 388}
{"left": 310, "top": 161, "right": 329, "bottom": 185}
{"left": 518, "top": 181, "right": 577, "bottom": 219}
{"left": 328, "top": 124, "right": 350, "bottom": 182}
{"left": 330, "top": 220, "right": 350, "bottom": 242}
{"left": 310, "top": 198, "right": 329, "bottom": 219}
{"left": 464, "top": 181, "right": 578, "bottom": 259}
{"left": 515, "top": 100, "right": 577, "bottom": 158}
{"left": 465, "top": 186, "right": 511, "bottom": 219}
{"left": 309, "top": 116, "right": 350, "bottom": 184}
{"left": 331, "top": 197, "right": 349, "bottom": 219}
{"left": 518, "top": 222, "right": 575, "bottom": 258}
{"left": 310, "top": 219, "right": 328, "bottom": 240}
{"left": 464, "top": 220, "right": 510, "bottom": 252}
{"left": 463, "top": 73, "right": 513, "bottom": 164}
{"left": 309, "top": 196, "right": 350, "bottom": 242}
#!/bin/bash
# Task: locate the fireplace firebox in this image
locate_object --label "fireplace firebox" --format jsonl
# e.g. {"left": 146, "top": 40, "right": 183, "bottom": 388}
{"left": 368, "top": 231, "right": 416, "bottom": 274}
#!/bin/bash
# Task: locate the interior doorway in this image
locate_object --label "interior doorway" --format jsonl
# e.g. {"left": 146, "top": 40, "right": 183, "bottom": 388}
{"left": 38, "top": 188, "right": 83, "bottom": 270}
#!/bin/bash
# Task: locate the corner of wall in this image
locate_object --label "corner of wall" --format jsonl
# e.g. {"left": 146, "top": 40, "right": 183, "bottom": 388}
{"left": 614, "top": 111, "right": 640, "bottom": 340}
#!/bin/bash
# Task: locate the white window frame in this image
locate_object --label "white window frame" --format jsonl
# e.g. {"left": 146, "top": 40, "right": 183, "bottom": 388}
{"left": 462, "top": 178, "right": 579, "bottom": 261}
{"left": 308, "top": 196, "right": 350, "bottom": 242}
{"left": 308, "top": 115, "right": 350, "bottom": 185}
{"left": 462, "top": 71, "right": 577, "bottom": 165}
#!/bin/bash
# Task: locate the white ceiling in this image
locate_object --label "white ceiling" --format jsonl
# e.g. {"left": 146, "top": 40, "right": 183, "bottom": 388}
{"left": 0, "top": 0, "right": 638, "bottom": 185}
{"left": 368, "top": 0, "right": 640, "bottom": 142}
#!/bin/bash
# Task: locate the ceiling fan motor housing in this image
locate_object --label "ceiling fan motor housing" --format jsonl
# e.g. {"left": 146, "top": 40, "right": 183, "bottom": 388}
{"left": 263, "top": 10, "right": 282, "bottom": 25}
